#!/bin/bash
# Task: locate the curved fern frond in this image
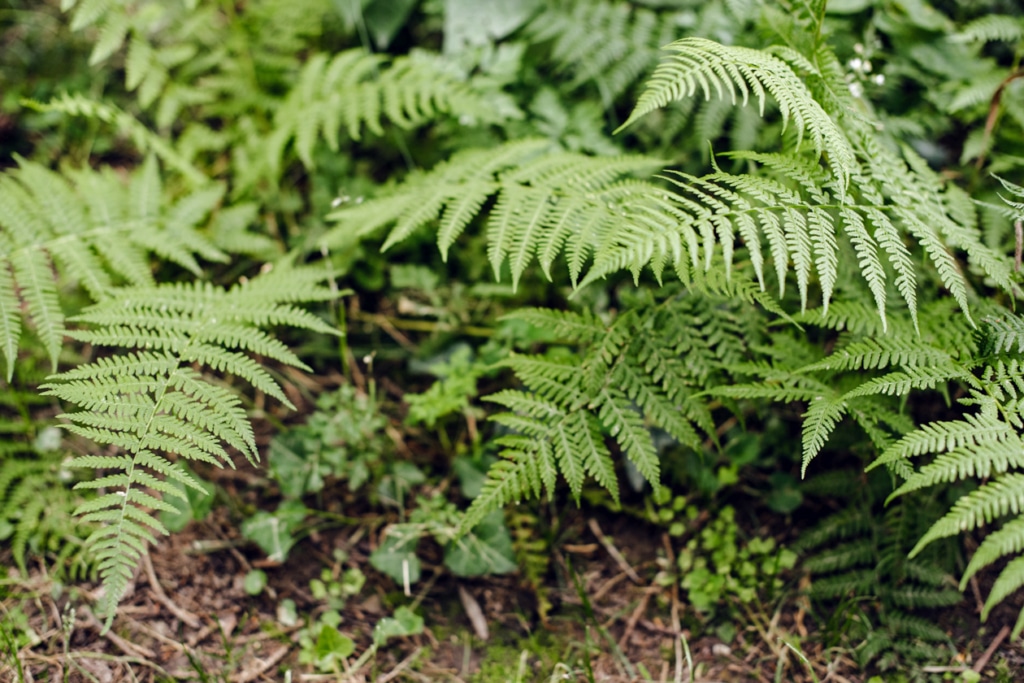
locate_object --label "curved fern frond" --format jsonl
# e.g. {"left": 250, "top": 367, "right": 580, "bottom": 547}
{"left": 616, "top": 38, "right": 857, "bottom": 195}
{"left": 41, "top": 262, "right": 339, "bottom": 626}
{"left": 26, "top": 94, "right": 206, "bottom": 185}
{"left": 982, "top": 315, "right": 1024, "bottom": 356}
{"left": 0, "top": 156, "right": 226, "bottom": 381}
{"left": 909, "top": 474, "right": 1024, "bottom": 557}
{"left": 868, "top": 413, "right": 1013, "bottom": 473}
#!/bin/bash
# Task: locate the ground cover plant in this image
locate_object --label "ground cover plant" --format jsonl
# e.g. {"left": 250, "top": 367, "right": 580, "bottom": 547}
{"left": 3, "top": 0, "right": 1024, "bottom": 680}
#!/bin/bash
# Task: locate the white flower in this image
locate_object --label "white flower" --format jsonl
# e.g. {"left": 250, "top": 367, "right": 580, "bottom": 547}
{"left": 873, "top": 74, "right": 886, "bottom": 85}
{"left": 849, "top": 81, "right": 864, "bottom": 98}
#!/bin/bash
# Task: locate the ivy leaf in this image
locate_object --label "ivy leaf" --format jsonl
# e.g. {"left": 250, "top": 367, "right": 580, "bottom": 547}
{"left": 373, "top": 606, "right": 424, "bottom": 647}
{"left": 369, "top": 525, "right": 422, "bottom": 584}
{"left": 315, "top": 625, "right": 355, "bottom": 665}
{"left": 444, "top": 510, "right": 516, "bottom": 576}
{"left": 240, "top": 500, "right": 308, "bottom": 562}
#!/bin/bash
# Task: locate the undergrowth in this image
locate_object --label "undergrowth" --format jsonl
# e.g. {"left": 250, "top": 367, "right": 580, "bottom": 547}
{"left": 2, "top": 0, "right": 1024, "bottom": 678}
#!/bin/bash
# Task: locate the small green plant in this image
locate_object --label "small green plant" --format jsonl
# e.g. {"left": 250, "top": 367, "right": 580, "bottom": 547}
{"left": 269, "top": 384, "right": 388, "bottom": 497}
{"left": 370, "top": 494, "right": 516, "bottom": 588}
{"left": 673, "top": 505, "right": 796, "bottom": 617}
{"left": 294, "top": 563, "right": 368, "bottom": 673}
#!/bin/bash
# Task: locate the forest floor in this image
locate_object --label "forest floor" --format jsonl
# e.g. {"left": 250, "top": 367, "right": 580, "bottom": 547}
{"left": 5, "top": 488, "right": 1024, "bottom": 681}
{"left": 3, "top": 365, "right": 1024, "bottom": 683}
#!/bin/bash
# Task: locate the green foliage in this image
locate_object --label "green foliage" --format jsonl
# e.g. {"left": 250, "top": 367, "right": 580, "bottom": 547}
{"left": 41, "top": 262, "right": 338, "bottom": 623}
{"left": 0, "top": 156, "right": 225, "bottom": 379}
{"left": 797, "top": 471, "right": 961, "bottom": 673}
{"left": 7, "top": 1, "right": 1024, "bottom": 676}
{"left": 675, "top": 504, "right": 797, "bottom": 616}
{"left": 370, "top": 497, "right": 516, "bottom": 586}
{"left": 462, "top": 287, "right": 754, "bottom": 531}
{"left": 269, "top": 384, "right": 388, "bottom": 497}
{"left": 0, "top": 440, "right": 93, "bottom": 579}
{"left": 875, "top": 313, "right": 1024, "bottom": 638}
{"left": 267, "top": 48, "right": 519, "bottom": 174}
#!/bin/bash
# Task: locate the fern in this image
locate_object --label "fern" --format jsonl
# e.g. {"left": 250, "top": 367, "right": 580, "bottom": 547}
{"left": 616, "top": 37, "right": 857, "bottom": 196}
{"left": 330, "top": 41, "right": 1013, "bottom": 329}
{"left": 40, "top": 261, "right": 338, "bottom": 625}
{"left": 0, "top": 155, "right": 226, "bottom": 381}
{"left": 951, "top": 15, "right": 1024, "bottom": 45}
{"left": 798, "top": 471, "right": 960, "bottom": 671}
{"left": 0, "top": 447, "right": 94, "bottom": 580}
{"left": 877, "top": 313, "right": 1024, "bottom": 637}
{"left": 24, "top": 94, "right": 206, "bottom": 185}
{"left": 266, "top": 48, "right": 519, "bottom": 174}
{"left": 325, "top": 141, "right": 669, "bottom": 287}
{"left": 523, "top": 0, "right": 682, "bottom": 106}
{"left": 721, "top": 301, "right": 990, "bottom": 475}
{"left": 461, "top": 289, "right": 752, "bottom": 531}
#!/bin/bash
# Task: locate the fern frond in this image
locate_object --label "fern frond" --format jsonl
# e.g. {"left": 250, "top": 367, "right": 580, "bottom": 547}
{"left": 951, "top": 15, "right": 1024, "bottom": 45}
{"left": 868, "top": 413, "right": 1013, "bottom": 472}
{"left": 0, "top": 157, "right": 225, "bottom": 381}
{"left": 890, "top": 439, "right": 1024, "bottom": 500}
{"left": 524, "top": 0, "right": 680, "bottom": 105}
{"left": 617, "top": 38, "right": 857, "bottom": 195}
{"left": 268, "top": 49, "right": 518, "bottom": 174}
{"left": 801, "top": 394, "right": 847, "bottom": 475}
{"left": 459, "top": 441, "right": 558, "bottom": 534}
{"left": 961, "top": 517, "right": 1024, "bottom": 586}
{"left": 909, "top": 473, "right": 1024, "bottom": 555}
{"left": 985, "top": 554, "right": 1024, "bottom": 626}
{"left": 468, "top": 293, "right": 751, "bottom": 527}
{"left": 26, "top": 94, "right": 206, "bottom": 185}
{"left": 981, "top": 315, "right": 1024, "bottom": 356}
{"left": 799, "top": 337, "right": 953, "bottom": 374}
{"left": 41, "top": 262, "right": 338, "bottom": 625}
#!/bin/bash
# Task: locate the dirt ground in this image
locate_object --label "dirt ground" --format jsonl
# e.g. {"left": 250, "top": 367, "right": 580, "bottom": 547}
{"left": 4, "top": 495, "right": 1024, "bottom": 683}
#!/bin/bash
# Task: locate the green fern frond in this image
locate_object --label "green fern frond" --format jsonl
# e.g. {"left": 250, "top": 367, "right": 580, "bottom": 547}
{"left": 890, "top": 438, "right": 1024, "bottom": 501}
{"left": 25, "top": 94, "right": 206, "bottom": 185}
{"left": 996, "top": 176, "right": 1024, "bottom": 220}
{"left": 0, "top": 156, "right": 226, "bottom": 381}
{"left": 460, "top": 440, "right": 558, "bottom": 533}
{"left": 868, "top": 413, "right": 1013, "bottom": 472}
{"left": 883, "top": 612, "right": 953, "bottom": 643}
{"left": 801, "top": 394, "right": 847, "bottom": 475}
{"left": 909, "top": 473, "right": 1024, "bottom": 556}
{"left": 886, "top": 585, "right": 962, "bottom": 609}
{"left": 0, "top": 448, "right": 94, "bottom": 577}
{"left": 961, "top": 517, "right": 1024, "bottom": 586}
{"left": 981, "top": 315, "right": 1024, "bottom": 356}
{"left": 467, "top": 292, "right": 751, "bottom": 528}
{"left": 41, "top": 262, "right": 339, "bottom": 625}
{"left": 326, "top": 142, "right": 668, "bottom": 287}
{"left": 617, "top": 38, "right": 857, "bottom": 195}
{"left": 799, "top": 336, "right": 953, "bottom": 374}
{"left": 268, "top": 48, "right": 519, "bottom": 174}
{"left": 951, "top": 15, "right": 1024, "bottom": 45}
{"left": 984, "top": 556, "right": 1024, "bottom": 632}
{"left": 524, "top": 0, "right": 680, "bottom": 105}
{"left": 802, "top": 537, "right": 874, "bottom": 574}
{"left": 841, "top": 363, "right": 972, "bottom": 399}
